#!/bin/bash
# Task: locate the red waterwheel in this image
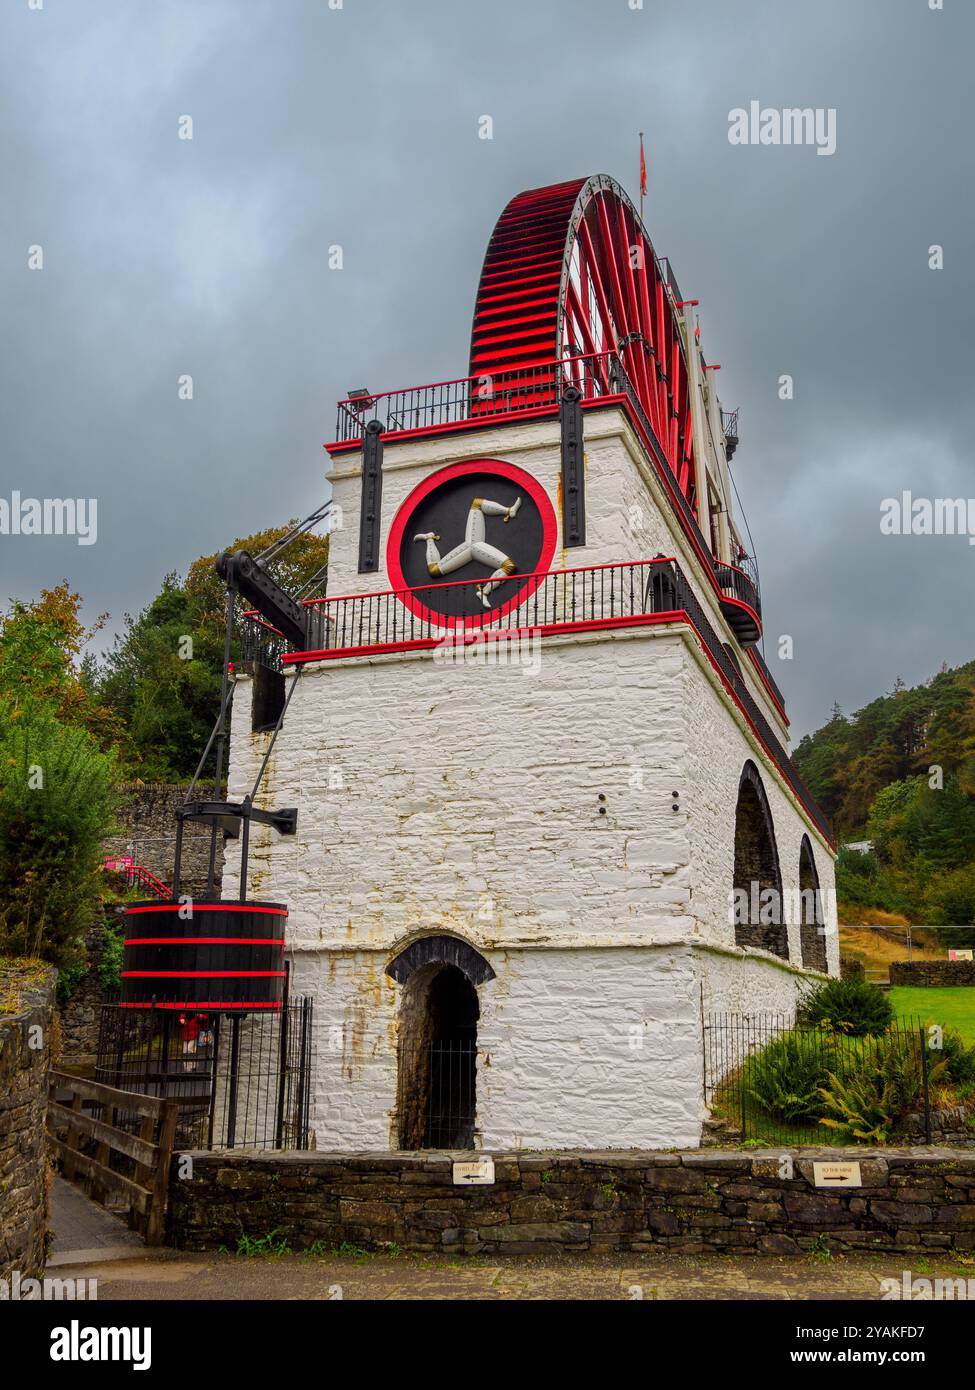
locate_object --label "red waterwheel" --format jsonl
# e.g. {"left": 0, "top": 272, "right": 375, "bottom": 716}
{"left": 469, "top": 174, "right": 697, "bottom": 509}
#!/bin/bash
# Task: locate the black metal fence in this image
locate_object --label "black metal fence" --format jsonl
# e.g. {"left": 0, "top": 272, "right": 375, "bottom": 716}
{"left": 703, "top": 1013, "right": 933, "bottom": 1146}
{"left": 95, "top": 998, "right": 313, "bottom": 1151}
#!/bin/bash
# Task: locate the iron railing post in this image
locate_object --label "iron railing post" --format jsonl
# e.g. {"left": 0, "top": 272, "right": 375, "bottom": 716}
{"left": 919, "top": 1026, "right": 932, "bottom": 1144}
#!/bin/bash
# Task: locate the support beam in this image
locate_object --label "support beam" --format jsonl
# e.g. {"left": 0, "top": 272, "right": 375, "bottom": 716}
{"left": 560, "top": 386, "right": 586, "bottom": 547}
{"left": 357, "top": 419, "right": 384, "bottom": 573}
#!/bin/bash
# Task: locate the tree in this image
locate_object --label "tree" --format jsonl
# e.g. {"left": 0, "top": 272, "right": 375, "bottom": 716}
{"left": 797, "top": 661, "right": 975, "bottom": 927}
{"left": 0, "top": 582, "right": 122, "bottom": 751}
{"left": 92, "top": 524, "right": 329, "bottom": 780}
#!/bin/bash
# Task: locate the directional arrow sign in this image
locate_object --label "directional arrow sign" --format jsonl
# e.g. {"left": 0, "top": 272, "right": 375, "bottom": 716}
{"left": 452, "top": 1158, "right": 495, "bottom": 1186}
{"left": 813, "top": 1161, "right": 862, "bottom": 1188}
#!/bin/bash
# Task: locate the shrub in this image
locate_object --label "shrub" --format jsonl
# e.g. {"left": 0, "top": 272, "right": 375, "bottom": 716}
{"left": 796, "top": 975, "right": 894, "bottom": 1037}
{"left": 936, "top": 1027, "right": 975, "bottom": 1086}
{"left": 97, "top": 920, "right": 125, "bottom": 993}
{"left": 0, "top": 699, "right": 118, "bottom": 972}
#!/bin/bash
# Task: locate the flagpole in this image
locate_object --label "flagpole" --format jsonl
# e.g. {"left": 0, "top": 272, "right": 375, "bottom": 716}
{"left": 639, "top": 131, "right": 645, "bottom": 222}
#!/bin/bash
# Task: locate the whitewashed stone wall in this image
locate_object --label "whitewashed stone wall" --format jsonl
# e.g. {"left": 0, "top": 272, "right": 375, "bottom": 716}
{"left": 224, "top": 630, "right": 696, "bottom": 949}
{"left": 290, "top": 943, "right": 705, "bottom": 1151}
{"left": 289, "top": 937, "right": 811, "bottom": 1152}
{"left": 218, "top": 415, "right": 837, "bottom": 1150}
{"left": 224, "top": 630, "right": 835, "bottom": 1149}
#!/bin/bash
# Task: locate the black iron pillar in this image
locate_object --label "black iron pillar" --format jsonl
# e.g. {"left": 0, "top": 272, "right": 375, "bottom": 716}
{"left": 206, "top": 585, "right": 236, "bottom": 896}
{"left": 559, "top": 385, "right": 586, "bottom": 547}
{"left": 357, "top": 419, "right": 384, "bottom": 572}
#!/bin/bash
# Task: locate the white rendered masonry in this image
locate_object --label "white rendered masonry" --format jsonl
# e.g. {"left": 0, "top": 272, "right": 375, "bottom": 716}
{"left": 220, "top": 407, "right": 836, "bottom": 1150}
{"left": 222, "top": 636, "right": 836, "bottom": 1149}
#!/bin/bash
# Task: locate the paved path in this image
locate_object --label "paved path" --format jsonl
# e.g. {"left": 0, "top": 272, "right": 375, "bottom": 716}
{"left": 48, "top": 1175, "right": 147, "bottom": 1267}
{"left": 47, "top": 1246, "right": 975, "bottom": 1300}
{"left": 48, "top": 1177, "right": 975, "bottom": 1299}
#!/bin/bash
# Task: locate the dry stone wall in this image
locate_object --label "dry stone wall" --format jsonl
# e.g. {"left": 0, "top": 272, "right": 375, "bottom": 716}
{"left": 0, "top": 964, "right": 56, "bottom": 1282}
{"left": 890, "top": 961, "right": 975, "bottom": 987}
{"left": 105, "top": 782, "right": 217, "bottom": 896}
{"left": 169, "top": 1147, "right": 975, "bottom": 1257}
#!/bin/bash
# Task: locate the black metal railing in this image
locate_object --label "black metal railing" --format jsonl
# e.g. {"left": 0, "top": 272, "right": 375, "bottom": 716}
{"left": 240, "top": 555, "right": 830, "bottom": 841}
{"left": 243, "top": 559, "right": 683, "bottom": 666}
{"left": 660, "top": 256, "right": 684, "bottom": 309}
{"left": 715, "top": 560, "right": 762, "bottom": 618}
{"left": 721, "top": 408, "right": 740, "bottom": 462}
{"left": 703, "top": 1014, "right": 932, "bottom": 1147}
{"left": 94, "top": 997, "right": 314, "bottom": 1151}
{"left": 334, "top": 352, "right": 618, "bottom": 443}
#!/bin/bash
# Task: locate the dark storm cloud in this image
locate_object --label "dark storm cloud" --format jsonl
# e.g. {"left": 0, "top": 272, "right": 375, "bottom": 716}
{"left": 1, "top": 0, "right": 972, "bottom": 736}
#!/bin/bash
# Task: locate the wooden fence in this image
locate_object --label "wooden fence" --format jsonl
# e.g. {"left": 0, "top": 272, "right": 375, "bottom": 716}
{"left": 47, "top": 1070, "right": 178, "bottom": 1245}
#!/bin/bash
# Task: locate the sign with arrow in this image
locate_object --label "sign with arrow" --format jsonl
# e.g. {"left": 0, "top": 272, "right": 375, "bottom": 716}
{"left": 452, "top": 1158, "right": 495, "bottom": 1186}
{"left": 813, "top": 1161, "right": 862, "bottom": 1188}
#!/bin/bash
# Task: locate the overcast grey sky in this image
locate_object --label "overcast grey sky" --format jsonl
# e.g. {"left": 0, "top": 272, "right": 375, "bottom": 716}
{"left": 1, "top": 0, "right": 972, "bottom": 737}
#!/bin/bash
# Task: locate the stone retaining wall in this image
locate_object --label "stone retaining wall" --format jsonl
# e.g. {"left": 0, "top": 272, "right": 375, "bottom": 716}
{"left": 168, "top": 1147, "right": 975, "bottom": 1256}
{"left": 57, "top": 920, "right": 115, "bottom": 1058}
{"left": 899, "top": 1107, "right": 975, "bottom": 1148}
{"left": 106, "top": 781, "right": 216, "bottom": 896}
{"left": 0, "top": 963, "right": 56, "bottom": 1281}
{"left": 889, "top": 960, "right": 975, "bottom": 987}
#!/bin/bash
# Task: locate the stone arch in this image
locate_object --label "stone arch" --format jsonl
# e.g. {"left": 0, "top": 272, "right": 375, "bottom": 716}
{"left": 798, "top": 835, "right": 827, "bottom": 972}
{"left": 387, "top": 936, "right": 491, "bottom": 1150}
{"left": 386, "top": 934, "right": 495, "bottom": 988}
{"left": 733, "top": 760, "right": 788, "bottom": 960}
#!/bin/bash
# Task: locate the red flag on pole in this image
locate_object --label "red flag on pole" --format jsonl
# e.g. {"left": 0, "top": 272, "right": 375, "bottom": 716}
{"left": 639, "top": 132, "right": 648, "bottom": 199}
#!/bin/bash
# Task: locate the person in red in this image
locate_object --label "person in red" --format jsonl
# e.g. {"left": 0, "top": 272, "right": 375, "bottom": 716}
{"left": 178, "top": 1013, "right": 210, "bottom": 1070}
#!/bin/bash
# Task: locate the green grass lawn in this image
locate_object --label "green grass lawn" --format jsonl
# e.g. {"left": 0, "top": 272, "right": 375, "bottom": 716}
{"left": 889, "top": 986, "right": 975, "bottom": 1045}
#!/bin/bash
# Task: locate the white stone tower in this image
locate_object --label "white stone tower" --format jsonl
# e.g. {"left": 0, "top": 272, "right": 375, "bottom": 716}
{"left": 223, "top": 175, "right": 837, "bottom": 1152}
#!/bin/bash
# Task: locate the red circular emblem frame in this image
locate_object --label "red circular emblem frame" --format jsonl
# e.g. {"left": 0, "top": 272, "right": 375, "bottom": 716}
{"left": 385, "top": 459, "right": 558, "bottom": 630}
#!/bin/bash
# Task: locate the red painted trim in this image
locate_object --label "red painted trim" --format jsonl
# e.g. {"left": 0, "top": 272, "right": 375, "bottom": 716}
{"left": 283, "top": 610, "right": 688, "bottom": 665}
{"left": 124, "top": 937, "right": 286, "bottom": 948}
{"left": 122, "top": 971, "right": 286, "bottom": 979}
{"left": 119, "top": 1001, "right": 281, "bottom": 1011}
{"left": 385, "top": 458, "right": 558, "bottom": 630}
{"left": 747, "top": 648, "right": 789, "bottom": 725}
{"left": 326, "top": 404, "right": 562, "bottom": 456}
{"left": 124, "top": 904, "right": 287, "bottom": 916}
{"left": 717, "top": 593, "right": 762, "bottom": 629}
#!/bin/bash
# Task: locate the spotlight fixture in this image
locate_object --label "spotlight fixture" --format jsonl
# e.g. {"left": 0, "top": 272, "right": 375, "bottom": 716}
{"left": 346, "top": 387, "right": 375, "bottom": 412}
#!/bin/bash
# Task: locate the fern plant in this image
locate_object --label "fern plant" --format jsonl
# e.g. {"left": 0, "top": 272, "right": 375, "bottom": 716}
{"left": 818, "top": 1032, "right": 945, "bottom": 1143}
{"left": 743, "top": 1034, "right": 833, "bottom": 1124}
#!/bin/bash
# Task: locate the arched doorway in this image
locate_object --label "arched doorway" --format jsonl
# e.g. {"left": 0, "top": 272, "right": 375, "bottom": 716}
{"left": 799, "top": 835, "right": 827, "bottom": 972}
{"left": 387, "top": 937, "right": 493, "bottom": 1151}
{"left": 733, "top": 761, "right": 788, "bottom": 960}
